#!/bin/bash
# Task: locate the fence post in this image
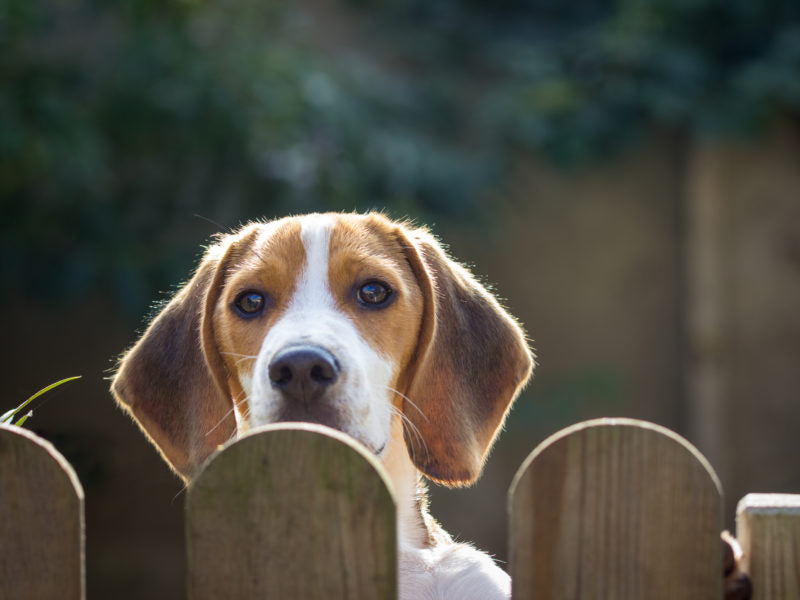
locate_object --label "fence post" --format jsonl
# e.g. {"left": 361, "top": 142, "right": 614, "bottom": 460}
{"left": 509, "top": 418, "right": 723, "bottom": 599}
{"left": 186, "top": 423, "right": 397, "bottom": 600}
{"left": 736, "top": 493, "right": 800, "bottom": 599}
{"left": 0, "top": 423, "right": 85, "bottom": 599}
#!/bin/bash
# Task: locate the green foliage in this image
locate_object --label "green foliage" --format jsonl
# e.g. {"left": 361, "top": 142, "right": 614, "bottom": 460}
{"left": 0, "top": 376, "right": 82, "bottom": 427}
{"left": 355, "top": 0, "right": 800, "bottom": 160}
{"left": 1, "top": 0, "right": 798, "bottom": 311}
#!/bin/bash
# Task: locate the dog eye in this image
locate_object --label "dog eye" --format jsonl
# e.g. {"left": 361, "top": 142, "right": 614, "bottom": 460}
{"left": 233, "top": 291, "right": 266, "bottom": 317}
{"left": 358, "top": 281, "right": 392, "bottom": 306}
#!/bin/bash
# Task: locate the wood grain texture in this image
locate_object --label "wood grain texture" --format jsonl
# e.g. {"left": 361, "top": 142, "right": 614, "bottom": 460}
{"left": 509, "top": 418, "right": 723, "bottom": 600}
{"left": 186, "top": 423, "right": 397, "bottom": 600}
{"left": 737, "top": 493, "right": 800, "bottom": 599}
{"left": 0, "top": 424, "right": 85, "bottom": 599}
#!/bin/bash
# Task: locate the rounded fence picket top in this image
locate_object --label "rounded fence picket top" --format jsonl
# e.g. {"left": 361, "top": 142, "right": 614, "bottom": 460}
{"left": 0, "top": 423, "right": 85, "bottom": 599}
{"left": 186, "top": 422, "right": 397, "bottom": 600}
{"left": 509, "top": 418, "right": 723, "bottom": 600}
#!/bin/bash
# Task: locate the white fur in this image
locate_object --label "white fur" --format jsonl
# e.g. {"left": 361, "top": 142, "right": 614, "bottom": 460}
{"left": 247, "top": 214, "right": 395, "bottom": 456}
{"left": 242, "top": 213, "right": 510, "bottom": 600}
{"left": 383, "top": 418, "right": 512, "bottom": 600}
{"left": 399, "top": 543, "right": 511, "bottom": 600}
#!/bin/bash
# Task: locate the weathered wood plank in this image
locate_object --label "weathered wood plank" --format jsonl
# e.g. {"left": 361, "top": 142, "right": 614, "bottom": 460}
{"left": 737, "top": 493, "right": 800, "bottom": 599}
{"left": 186, "top": 423, "right": 397, "bottom": 600}
{"left": 509, "top": 418, "right": 723, "bottom": 599}
{"left": 0, "top": 423, "right": 85, "bottom": 599}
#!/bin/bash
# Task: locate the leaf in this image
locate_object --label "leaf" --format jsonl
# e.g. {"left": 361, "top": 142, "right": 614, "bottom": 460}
{"left": 14, "top": 411, "right": 33, "bottom": 427}
{"left": 0, "top": 376, "right": 82, "bottom": 425}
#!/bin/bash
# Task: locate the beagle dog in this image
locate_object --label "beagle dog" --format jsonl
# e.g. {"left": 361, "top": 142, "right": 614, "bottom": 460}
{"left": 112, "top": 212, "right": 533, "bottom": 600}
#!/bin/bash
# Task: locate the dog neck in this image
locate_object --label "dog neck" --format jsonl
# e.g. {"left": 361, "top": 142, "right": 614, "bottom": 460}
{"left": 381, "top": 417, "right": 446, "bottom": 549}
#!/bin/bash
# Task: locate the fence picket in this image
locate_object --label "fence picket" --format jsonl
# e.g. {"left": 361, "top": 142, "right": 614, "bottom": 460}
{"left": 736, "top": 493, "right": 800, "bottom": 599}
{"left": 509, "top": 418, "right": 723, "bottom": 599}
{"left": 6, "top": 415, "right": 800, "bottom": 599}
{"left": 0, "top": 423, "right": 85, "bottom": 599}
{"left": 186, "top": 423, "right": 397, "bottom": 600}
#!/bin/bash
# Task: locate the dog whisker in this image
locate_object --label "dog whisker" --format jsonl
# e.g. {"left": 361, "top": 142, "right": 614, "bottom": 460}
{"left": 388, "top": 405, "right": 418, "bottom": 464}
{"left": 220, "top": 351, "right": 257, "bottom": 358}
{"left": 385, "top": 386, "right": 430, "bottom": 462}
{"left": 388, "top": 403, "right": 429, "bottom": 465}
{"left": 237, "top": 409, "right": 253, "bottom": 437}
{"left": 386, "top": 386, "right": 429, "bottom": 423}
{"left": 171, "top": 484, "right": 189, "bottom": 505}
{"left": 219, "top": 352, "right": 259, "bottom": 367}
{"left": 389, "top": 405, "right": 423, "bottom": 449}
{"left": 193, "top": 213, "right": 230, "bottom": 233}
{"left": 205, "top": 403, "right": 239, "bottom": 438}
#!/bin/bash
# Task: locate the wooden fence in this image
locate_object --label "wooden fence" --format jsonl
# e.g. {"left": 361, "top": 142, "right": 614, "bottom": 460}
{"left": 1, "top": 419, "right": 798, "bottom": 599}
{"left": 0, "top": 423, "right": 85, "bottom": 599}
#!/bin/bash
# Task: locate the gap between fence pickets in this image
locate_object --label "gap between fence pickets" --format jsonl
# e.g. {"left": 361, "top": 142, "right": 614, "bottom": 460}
{"left": 737, "top": 493, "right": 800, "bottom": 600}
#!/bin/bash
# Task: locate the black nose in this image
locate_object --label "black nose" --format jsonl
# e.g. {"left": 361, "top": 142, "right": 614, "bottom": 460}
{"left": 268, "top": 345, "right": 340, "bottom": 403}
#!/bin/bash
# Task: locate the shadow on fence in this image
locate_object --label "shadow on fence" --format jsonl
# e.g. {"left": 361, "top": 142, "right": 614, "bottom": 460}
{"left": 1, "top": 419, "right": 798, "bottom": 599}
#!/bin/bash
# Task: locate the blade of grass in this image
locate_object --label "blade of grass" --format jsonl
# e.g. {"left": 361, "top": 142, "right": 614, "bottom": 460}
{"left": 0, "top": 376, "right": 82, "bottom": 425}
{"left": 14, "top": 410, "right": 34, "bottom": 427}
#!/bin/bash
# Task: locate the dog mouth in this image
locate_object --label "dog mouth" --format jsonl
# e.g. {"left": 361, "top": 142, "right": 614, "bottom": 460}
{"left": 272, "top": 409, "right": 386, "bottom": 457}
{"left": 275, "top": 403, "right": 343, "bottom": 429}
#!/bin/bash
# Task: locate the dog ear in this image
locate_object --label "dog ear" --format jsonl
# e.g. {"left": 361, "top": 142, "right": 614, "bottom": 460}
{"left": 397, "top": 226, "right": 534, "bottom": 486}
{"left": 111, "top": 232, "right": 251, "bottom": 480}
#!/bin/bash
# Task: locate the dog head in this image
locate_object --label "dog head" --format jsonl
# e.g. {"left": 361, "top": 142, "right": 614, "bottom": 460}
{"left": 111, "top": 213, "right": 533, "bottom": 485}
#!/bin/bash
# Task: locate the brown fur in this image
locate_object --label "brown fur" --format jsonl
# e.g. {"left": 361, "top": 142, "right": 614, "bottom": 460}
{"left": 211, "top": 219, "right": 305, "bottom": 420}
{"left": 112, "top": 225, "right": 261, "bottom": 478}
{"left": 328, "top": 214, "right": 426, "bottom": 404}
{"left": 111, "top": 213, "right": 534, "bottom": 485}
{"left": 395, "top": 224, "right": 534, "bottom": 485}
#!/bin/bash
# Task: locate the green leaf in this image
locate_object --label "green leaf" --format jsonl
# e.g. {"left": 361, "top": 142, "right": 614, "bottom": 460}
{"left": 0, "top": 376, "right": 82, "bottom": 426}
{"left": 14, "top": 411, "right": 33, "bottom": 427}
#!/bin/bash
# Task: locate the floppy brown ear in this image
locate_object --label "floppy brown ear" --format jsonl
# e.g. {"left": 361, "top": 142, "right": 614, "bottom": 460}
{"left": 398, "top": 226, "right": 534, "bottom": 486}
{"left": 111, "top": 234, "right": 246, "bottom": 480}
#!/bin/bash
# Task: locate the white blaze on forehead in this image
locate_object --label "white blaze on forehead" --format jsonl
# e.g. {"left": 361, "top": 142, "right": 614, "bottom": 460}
{"left": 244, "top": 213, "right": 395, "bottom": 458}
{"left": 294, "top": 214, "right": 336, "bottom": 310}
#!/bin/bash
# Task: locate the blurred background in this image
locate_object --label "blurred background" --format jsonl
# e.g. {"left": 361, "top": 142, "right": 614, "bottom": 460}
{"left": 2, "top": 0, "right": 799, "bottom": 596}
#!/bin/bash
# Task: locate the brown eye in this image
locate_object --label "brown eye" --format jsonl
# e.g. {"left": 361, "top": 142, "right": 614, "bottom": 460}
{"left": 358, "top": 281, "right": 392, "bottom": 307}
{"left": 233, "top": 291, "right": 266, "bottom": 317}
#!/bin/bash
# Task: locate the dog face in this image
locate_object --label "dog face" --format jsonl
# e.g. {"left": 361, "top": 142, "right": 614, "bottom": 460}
{"left": 112, "top": 213, "right": 533, "bottom": 485}
{"left": 212, "top": 213, "right": 425, "bottom": 457}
